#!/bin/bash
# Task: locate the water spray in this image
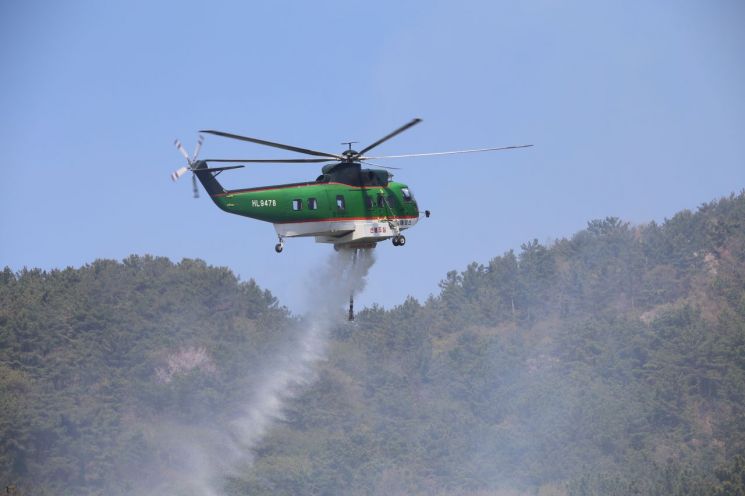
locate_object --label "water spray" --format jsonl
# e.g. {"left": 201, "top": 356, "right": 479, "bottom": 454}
{"left": 143, "top": 249, "right": 376, "bottom": 495}
{"left": 348, "top": 248, "right": 359, "bottom": 321}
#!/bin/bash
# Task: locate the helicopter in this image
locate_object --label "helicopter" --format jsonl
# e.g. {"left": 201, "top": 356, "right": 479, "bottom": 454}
{"left": 171, "top": 118, "right": 531, "bottom": 254}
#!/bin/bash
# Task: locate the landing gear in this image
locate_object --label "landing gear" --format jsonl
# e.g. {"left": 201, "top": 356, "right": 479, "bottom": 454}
{"left": 275, "top": 236, "right": 285, "bottom": 253}
{"left": 392, "top": 235, "right": 406, "bottom": 247}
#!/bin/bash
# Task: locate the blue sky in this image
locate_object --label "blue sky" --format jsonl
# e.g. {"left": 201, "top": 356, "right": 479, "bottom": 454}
{"left": 1, "top": 0, "right": 744, "bottom": 312}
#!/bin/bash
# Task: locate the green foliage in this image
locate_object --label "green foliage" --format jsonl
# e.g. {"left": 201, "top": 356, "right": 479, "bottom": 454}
{"left": 713, "top": 455, "right": 745, "bottom": 496}
{"left": 0, "top": 256, "right": 290, "bottom": 495}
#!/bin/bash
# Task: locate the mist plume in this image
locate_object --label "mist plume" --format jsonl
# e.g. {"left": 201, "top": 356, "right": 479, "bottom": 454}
{"left": 144, "top": 249, "right": 375, "bottom": 496}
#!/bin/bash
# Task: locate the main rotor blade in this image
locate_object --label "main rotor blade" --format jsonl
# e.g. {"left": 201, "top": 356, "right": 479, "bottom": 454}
{"left": 361, "top": 161, "right": 401, "bottom": 171}
{"left": 204, "top": 158, "right": 337, "bottom": 164}
{"left": 200, "top": 130, "right": 343, "bottom": 159}
{"left": 197, "top": 165, "right": 246, "bottom": 173}
{"left": 362, "top": 144, "right": 533, "bottom": 159}
{"left": 355, "top": 118, "right": 422, "bottom": 157}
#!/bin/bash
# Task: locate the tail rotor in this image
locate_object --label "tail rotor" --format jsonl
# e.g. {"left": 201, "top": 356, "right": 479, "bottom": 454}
{"left": 171, "top": 134, "right": 204, "bottom": 198}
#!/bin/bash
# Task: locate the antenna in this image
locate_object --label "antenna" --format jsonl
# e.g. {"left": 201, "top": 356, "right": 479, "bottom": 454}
{"left": 341, "top": 141, "right": 358, "bottom": 151}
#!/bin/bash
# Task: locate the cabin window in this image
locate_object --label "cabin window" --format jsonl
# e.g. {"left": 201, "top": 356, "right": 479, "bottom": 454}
{"left": 292, "top": 199, "right": 302, "bottom": 211}
{"left": 401, "top": 187, "right": 412, "bottom": 201}
{"left": 336, "top": 195, "right": 345, "bottom": 210}
{"left": 364, "top": 195, "right": 373, "bottom": 209}
{"left": 387, "top": 194, "right": 396, "bottom": 206}
{"left": 308, "top": 197, "right": 318, "bottom": 210}
{"left": 377, "top": 194, "right": 385, "bottom": 208}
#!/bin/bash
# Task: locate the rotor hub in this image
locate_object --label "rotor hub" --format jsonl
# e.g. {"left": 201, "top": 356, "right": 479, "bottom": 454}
{"left": 342, "top": 149, "right": 359, "bottom": 161}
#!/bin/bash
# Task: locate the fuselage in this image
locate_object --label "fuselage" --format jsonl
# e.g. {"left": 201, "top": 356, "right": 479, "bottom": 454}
{"left": 201, "top": 165, "right": 419, "bottom": 247}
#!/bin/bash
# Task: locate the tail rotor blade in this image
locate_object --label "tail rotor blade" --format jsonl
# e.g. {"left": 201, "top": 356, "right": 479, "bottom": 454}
{"left": 192, "top": 174, "right": 199, "bottom": 199}
{"left": 170, "top": 166, "right": 190, "bottom": 182}
{"left": 174, "top": 139, "right": 192, "bottom": 163}
{"left": 192, "top": 134, "right": 204, "bottom": 161}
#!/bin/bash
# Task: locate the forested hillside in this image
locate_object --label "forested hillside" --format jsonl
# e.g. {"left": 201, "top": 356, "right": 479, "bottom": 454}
{"left": 0, "top": 258, "right": 291, "bottom": 495}
{"left": 232, "top": 192, "right": 745, "bottom": 495}
{"left": 2, "top": 192, "right": 745, "bottom": 495}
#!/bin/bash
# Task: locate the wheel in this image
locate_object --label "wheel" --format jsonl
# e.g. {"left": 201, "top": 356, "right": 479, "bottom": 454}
{"left": 275, "top": 243, "right": 284, "bottom": 253}
{"left": 392, "top": 236, "right": 400, "bottom": 246}
{"left": 398, "top": 235, "right": 406, "bottom": 246}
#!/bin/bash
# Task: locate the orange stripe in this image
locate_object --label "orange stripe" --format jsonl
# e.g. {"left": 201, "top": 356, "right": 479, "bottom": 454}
{"left": 275, "top": 215, "right": 418, "bottom": 225}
